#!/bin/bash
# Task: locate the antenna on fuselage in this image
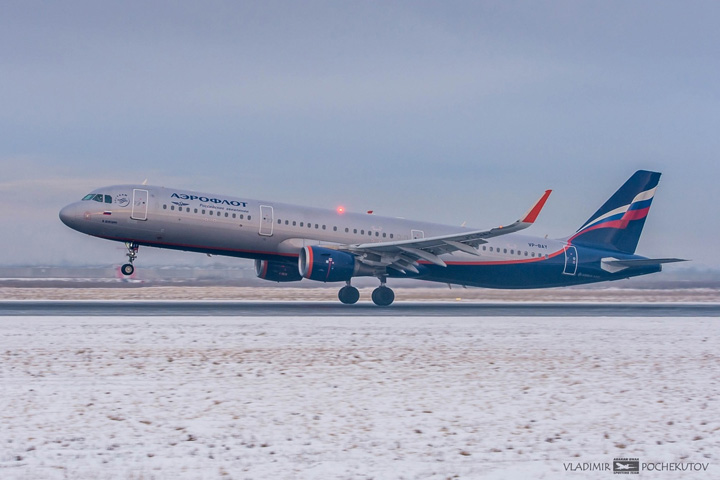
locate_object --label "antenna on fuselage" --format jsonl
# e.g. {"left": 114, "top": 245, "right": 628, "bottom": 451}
{"left": 142, "top": 179, "right": 148, "bottom": 185}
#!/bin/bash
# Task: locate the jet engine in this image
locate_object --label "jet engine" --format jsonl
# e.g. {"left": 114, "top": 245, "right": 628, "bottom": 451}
{"left": 255, "top": 259, "right": 303, "bottom": 282}
{"left": 298, "top": 246, "right": 359, "bottom": 283}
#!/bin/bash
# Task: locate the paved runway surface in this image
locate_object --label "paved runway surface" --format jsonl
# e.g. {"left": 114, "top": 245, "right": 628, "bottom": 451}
{"left": 1, "top": 301, "right": 718, "bottom": 317}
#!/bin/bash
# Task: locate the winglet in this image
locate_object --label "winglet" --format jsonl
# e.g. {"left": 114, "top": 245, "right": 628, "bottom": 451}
{"left": 520, "top": 190, "right": 552, "bottom": 224}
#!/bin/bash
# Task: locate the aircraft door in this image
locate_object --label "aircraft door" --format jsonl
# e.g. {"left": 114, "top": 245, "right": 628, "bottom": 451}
{"left": 411, "top": 229, "right": 425, "bottom": 240}
{"left": 259, "top": 205, "right": 274, "bottom": 236}
{"left": 131, "top": 189, "right": 149, "bottom": 221}
{"left": 563, "top": 246, "right": 578, "bottom": 275}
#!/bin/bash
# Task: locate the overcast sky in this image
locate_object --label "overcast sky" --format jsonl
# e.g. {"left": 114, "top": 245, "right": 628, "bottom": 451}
{"left": 1, "top": 1, "right": 718, "bottom": 268}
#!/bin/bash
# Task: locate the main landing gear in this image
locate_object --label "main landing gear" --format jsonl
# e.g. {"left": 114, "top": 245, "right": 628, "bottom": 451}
{"left": 371, "top": 278, "right": 395, "bottom": 307}
{"left": 121, "top": 242, "right": 139, "bottom": 276}
{"left": 338, "top": 279, "right": 395, "bottom": 306}
{"left": 338, "top": 282, "right": 360, "bottom": 305}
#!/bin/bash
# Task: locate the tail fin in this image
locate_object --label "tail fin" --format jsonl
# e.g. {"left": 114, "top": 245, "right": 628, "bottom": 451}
{"left": 569, "top": 170, "right": 661, "bottom": 254}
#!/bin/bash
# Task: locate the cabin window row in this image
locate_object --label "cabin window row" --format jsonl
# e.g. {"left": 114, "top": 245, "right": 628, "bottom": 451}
{"left": 163, "top": 204, "right": 251, "bottom": 220}
{"left": 162, "top": 204, "right": 395, "bottom": 239}
{"left": 482, "top": 245, "right": 540, "bottom": 257}
{"left": 275, "top": 218, "right": 395, "bottom": 239}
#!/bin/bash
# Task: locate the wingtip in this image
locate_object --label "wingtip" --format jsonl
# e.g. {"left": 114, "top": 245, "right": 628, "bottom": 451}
{"left": 521, "top": 189, "right": 552, "bottom": 224}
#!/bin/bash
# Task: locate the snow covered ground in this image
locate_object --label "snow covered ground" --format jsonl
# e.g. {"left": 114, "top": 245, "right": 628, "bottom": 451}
{"left": 1, "top": 315, "right": 718, "bottom": 479}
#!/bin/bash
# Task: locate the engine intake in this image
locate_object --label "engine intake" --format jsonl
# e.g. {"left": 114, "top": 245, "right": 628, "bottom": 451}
{"left": 299, "top": 246, "right": 357, "bottom": 283}
{"left": 255, "top": 259, "right": 303, "bottom": 282}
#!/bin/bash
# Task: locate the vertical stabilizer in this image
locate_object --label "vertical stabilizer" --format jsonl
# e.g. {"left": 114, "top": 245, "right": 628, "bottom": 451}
{"left": 569, "top": 170, "right": 661, "bottom": 254}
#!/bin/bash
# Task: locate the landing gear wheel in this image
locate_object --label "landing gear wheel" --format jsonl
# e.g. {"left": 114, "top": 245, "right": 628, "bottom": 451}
{"left": 371, "top": 286, "right": 395, "bottom": 307}
{"left": 122, "top": 242, "right": 139, "bottom": 277}
{"left": 338, "top": 285, "right": 360, "bottom": 305}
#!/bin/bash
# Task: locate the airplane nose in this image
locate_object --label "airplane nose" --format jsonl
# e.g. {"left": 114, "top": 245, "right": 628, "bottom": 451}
{"left": 59, "top": 204, "right": 77, "bottom": 228}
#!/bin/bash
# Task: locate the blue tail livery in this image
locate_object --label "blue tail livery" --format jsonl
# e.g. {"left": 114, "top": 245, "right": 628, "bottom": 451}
{"left": 59, "top": 170, "right": 686, "bottom": 305}
{"left": 570, "top": 170, "right": 660, "bottom": 254}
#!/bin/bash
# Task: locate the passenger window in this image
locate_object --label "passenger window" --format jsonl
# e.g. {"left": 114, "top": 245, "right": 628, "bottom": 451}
{"left": 300, "top": 222, "right": 304, "bottom": 227}
{"left": 240, "top": 214, "right": 244, "bottom": 219}
{"left": 163, "top": 205, "right": 167, "bottom": 210}
{"left": 333, "top": 226, "right": 336, "bottom": 231}
{"left": 490, "top": 247, "right": 494, "bottom": 252}
{"left": 293, "top": 221, "right": 296, "bottom": 226}
{"left": 390, "top": 234, "right": 394, "bottom": 239}
{"left": 277, "top": 219, "right": 281, "bottom": 224}
{"left": 345, "top": 228, "right": 349, "bottom": 233}
{"left": 248, "top": 215, "right": 251, "bottom": 220}
{"left": 285, "top": 220, "right": 289, "bottom": 225}
{"left": 202, "top": 210, "right": 206, "bottom": 214}
{"left": 194, "top": 208, "right": 198, "bottom": 213}
{"left": 361, "top": 230, "right": 364, "bottom": 234}
{"left": 382, "top": 233, "right": 386, "bottom": 238}
{"left": 171, "top": 205, "right": 175, "bottom": 211}
{"left": 225, "top": 212, "right": 229, "bottom": 217}
{"left": 232, "top": 214, "right": 236, "bottom": 218}
{"left": 504, "top": 249, "right": 507, "bottom": 254}
{"left": 375, "top": 232, "right": 378, "bottom": 236}
{"left": 315, "top": 224, "right": 318, "bottom": 229}
{"left": 354, "top": 229, "right": 357, "bottom": 234}
{"left": 510, "top": 250, "right": 514, "bottom": 254}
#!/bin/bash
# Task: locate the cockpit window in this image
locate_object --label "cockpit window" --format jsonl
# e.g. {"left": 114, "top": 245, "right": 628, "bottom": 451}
{"left": 82, "top": 193, "right": 108, "bottom": 203}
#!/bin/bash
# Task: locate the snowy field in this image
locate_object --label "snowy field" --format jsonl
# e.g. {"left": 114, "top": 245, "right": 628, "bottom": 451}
{"left": 1, "top": 315, "right": 718, "bottom": 479}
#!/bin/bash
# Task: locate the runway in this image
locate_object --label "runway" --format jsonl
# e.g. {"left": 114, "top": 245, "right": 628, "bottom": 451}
{"left": 1, "top": 300, "right": 718, "bottom": 317}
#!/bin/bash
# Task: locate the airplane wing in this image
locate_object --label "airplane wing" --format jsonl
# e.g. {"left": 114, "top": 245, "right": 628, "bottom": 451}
{"left": 337, "top": 190, "right": 552, "bottom": 274}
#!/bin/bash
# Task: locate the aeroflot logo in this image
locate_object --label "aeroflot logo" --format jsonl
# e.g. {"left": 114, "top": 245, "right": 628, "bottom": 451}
{"left": 171, "top": 193, "right": 248, "bottom": 208}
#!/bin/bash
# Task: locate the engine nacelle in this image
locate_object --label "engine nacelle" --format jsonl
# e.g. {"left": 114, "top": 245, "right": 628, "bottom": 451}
{"left": 299, "top": 246, "right": 357, "bottom": 283}
{"left": 255, "top": 259, "right": 303, "bottom": 283}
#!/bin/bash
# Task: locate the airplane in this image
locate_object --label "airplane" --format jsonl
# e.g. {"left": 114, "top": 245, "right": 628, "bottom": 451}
{"left": 615, "top": 463, "right": 633, "bottom": 470}
{"left": 59, "top": 170, "right": 684, "bottom": 306}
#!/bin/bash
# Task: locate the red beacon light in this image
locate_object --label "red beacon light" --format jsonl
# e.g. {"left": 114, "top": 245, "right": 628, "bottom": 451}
{"left": 336, "top": 206, "right": 345, "bottom": 214}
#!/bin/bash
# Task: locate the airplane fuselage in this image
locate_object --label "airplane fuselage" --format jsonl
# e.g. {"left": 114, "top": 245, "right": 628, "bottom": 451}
{"left": 59, "top": 184, "right": 661, "bottom": 291}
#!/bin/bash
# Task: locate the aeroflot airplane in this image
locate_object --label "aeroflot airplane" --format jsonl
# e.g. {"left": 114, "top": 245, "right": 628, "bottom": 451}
{"left": 59, "top": 170, "right": 684, "bottom": 306}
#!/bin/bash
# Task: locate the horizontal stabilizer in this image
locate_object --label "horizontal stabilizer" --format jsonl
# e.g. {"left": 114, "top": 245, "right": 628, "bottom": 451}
{"left": 601, "top": 257, "right": 687, "bottom": 273}
{"left": 604, "top": 258, "right": 687, "bottom": 267}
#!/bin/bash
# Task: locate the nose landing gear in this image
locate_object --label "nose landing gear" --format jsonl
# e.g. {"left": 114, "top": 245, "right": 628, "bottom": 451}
{"left": 121, "top": 242, "right": 139, "bottom": 276}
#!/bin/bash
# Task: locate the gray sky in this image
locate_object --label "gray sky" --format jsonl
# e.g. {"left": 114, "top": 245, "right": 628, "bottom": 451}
{"left": 1, "top": 1, "right": 718, "bottom": 268}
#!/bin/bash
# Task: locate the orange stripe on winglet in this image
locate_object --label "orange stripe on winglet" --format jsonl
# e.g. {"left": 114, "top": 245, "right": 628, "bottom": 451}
{"left": 522, "top": 190, "right": 552, "bottom": 224}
